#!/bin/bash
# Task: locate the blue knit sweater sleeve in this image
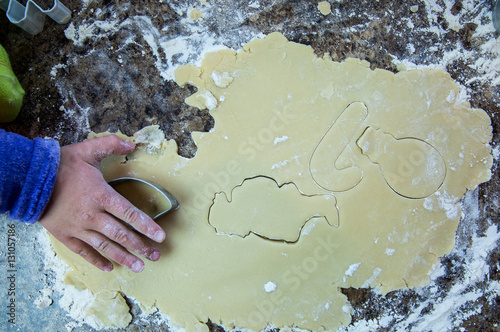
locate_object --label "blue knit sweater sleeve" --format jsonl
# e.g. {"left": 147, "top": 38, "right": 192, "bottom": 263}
{"left": 0, "top": 129, "right": 60, "bottom": 224}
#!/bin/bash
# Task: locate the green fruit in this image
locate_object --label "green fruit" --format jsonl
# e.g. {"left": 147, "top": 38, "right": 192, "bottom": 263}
{"left": 0, "top": 44, "right": 25, "bottom": 123}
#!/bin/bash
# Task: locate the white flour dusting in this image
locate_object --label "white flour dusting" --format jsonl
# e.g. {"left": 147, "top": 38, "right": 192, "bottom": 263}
{"left": 37, "top": 229, "right": 93, "bottom": 330}
{"left": 339, "top": 189, "right": 500, "bottom": 331}
{"left": 64, "top": 14, "right": 229, "bottom": 82}
{"left": 384, "top": 248, "right": 395, "bottom": 256}
{"left": 274, "top": 136, "right": 289, "bottom": 145}
{"left": 62, "top": 6, "right": 259, "bottom": 83}
{"left": 271, "top": 160, "right": 289, "bottom": 169}
{"left": 33, "top": 287, "right": 53, "bottom": 308}
{"left": 393, "top": 0, "right": 500, "bottom": 87}
{"left": 345, "top": 263, "right": 361, "bottom": 277}
{"left": 493, "top": 145, "right": 500, "bottom": 161}
{"left": 64, "top": 18, "right": 121, "bottom": 47}
{"left": 469, "top": 36, "right": 500, "bottom": 86}
{"left": 37, "top": 227, "right": 179, "bottom": 331}
{"left": 264, "top": 281, "right": 277, "bottom": 293}
{"left": 343, "top": 263, "right": 362, "bottom": 283}
{"left": 361, "top": 267, "right": 383, "bottom": 288}
{"left": 436, "top": 191, "right": 460, "bottom": 220}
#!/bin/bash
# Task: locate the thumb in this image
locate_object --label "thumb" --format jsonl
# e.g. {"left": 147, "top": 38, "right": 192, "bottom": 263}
{"left": 82, "top": 134, "right": 136, "bottom": 165}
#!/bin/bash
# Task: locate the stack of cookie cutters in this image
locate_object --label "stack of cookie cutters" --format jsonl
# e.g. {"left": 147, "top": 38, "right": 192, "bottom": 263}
{"left": 0, "top": 0, "right": 71, "bottom": 35}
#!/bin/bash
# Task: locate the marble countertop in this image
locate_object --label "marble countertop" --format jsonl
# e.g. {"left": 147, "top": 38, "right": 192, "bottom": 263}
{"left": 0, "top": 0, "right": 499, "bottom": 331}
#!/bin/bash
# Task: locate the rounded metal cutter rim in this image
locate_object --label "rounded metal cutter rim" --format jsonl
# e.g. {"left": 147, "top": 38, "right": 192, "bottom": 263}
{"left": 108, "top": 177, "right": 180, "bottom": 220}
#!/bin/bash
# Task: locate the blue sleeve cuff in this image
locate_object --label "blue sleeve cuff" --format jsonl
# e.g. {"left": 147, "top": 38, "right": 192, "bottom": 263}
{"left": 0, "top": 130, "right": 60, "bottom": 224}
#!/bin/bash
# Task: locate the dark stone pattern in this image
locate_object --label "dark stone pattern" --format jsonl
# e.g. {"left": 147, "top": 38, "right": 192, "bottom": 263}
{"left": 0, "top": 0, "right": 498, "bottom": 331}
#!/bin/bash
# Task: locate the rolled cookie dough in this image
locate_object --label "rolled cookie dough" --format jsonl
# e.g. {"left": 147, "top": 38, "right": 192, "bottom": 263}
{"left": 50, "top": 32, "right": 492, "bottom": 331}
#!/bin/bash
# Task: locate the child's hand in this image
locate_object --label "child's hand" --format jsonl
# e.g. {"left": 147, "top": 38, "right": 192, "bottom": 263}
{"left": 38, "top": 135, "right": 166, "bottom": 273}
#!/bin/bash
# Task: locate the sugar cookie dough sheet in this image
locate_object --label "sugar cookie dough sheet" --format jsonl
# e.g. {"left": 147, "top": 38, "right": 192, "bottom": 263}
{"left": 50, "top": 32, "right": 493, "bottom": 331}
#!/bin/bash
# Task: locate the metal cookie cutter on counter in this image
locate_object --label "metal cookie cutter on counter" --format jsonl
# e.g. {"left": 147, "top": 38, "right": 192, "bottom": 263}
{"left": 0, "top": 0, "right": 71, "bottom": 35}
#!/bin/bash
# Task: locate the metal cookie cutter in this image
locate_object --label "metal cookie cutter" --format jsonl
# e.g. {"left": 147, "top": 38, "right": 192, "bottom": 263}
{"left": 0, "top": 0, "right": 71, "bottom": 35}
{"left": 108, "top": 177, "right": 179, "bottom": 220}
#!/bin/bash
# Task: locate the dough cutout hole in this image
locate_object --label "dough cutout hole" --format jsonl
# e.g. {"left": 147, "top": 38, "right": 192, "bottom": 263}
{"left": 208, "top": 175, "right": 339, "bottom": 242}
{"left": 357, "top": 127, "right": 447, "bottom": 199}
{"left": 309, "top": 101, "right": 368, "bottom": 192}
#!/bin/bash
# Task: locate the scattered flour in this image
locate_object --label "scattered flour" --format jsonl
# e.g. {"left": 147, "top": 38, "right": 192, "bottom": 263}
{"left": 273, "top": 136, "right": 289, "bottom": 145}
{"left": 264, "top": 281, "right": 277, "bottom": 293}
{"left": 57, "top": 286, "right": 101, "bottom": 329}
{"left": 345, "top": 263, "right": 361, "bottom": 277}
{"left": 492, "top": 145, "right": 500, "bottom": 161}
{"left": 423, "top": 196, "right": 435, "bottom": 211}
{"left": 34, "top": 287, "right": 53, "bottom": 308}
{"left": 37, "top": 229, "right": 91, "bottom": 330}
{"left": 343, "top": 263, "right": 361, "bottom": 282}
{"left": 435, "top": 191, "right": 460, "bottom": 220}
{"left": 248, "top": 0, "right": 260, "bottom": 9}
{"left": 301, "top": 220, "right": 317, "bottom": 235}
{"left": 211, "top": 71, "right": 234, "bottom": 88}
{"left": 64, "top": 19, "right": 121, "bottom": 47}
{"left": 202, "top": 90, "right": 219, "bottom": 110}
{"left": 469, "top": 36, "right": 500, "bottom": 86}
{"left": 271, "top": 160, "right": 289, "bottom": 169}
{"left": 339, "top": 188, "right": 500, "bottom": 331}
{"left": 63, "top": 14, "right": 232, "bottom": 82}
{"left": 50, "top": 63, "right": 66, "bottom": 78}
{"left": 37, "top": 227, "right": 178, "bottom": 331}
{"left": 361, "top": 267, "right": 383, "bottom": 288}
{"left": 392, "top": 0, "right": 500, "bottom": 86}
{"left": 426, "top": 191, "right": 475, "bottom": 236}
{"left": 384, "top": 248, "right": 395, "bottom": 256}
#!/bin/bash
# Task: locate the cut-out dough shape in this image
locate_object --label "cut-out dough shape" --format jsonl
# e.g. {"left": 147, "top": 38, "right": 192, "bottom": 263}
{"left": 309, "top": 101, "right": 368, "bottom": 192}
{"left": 208, "top": 176, "right": 338, "bottom": 242}
{"left": 357, "top": 127, "right": 447, "bottom": 199}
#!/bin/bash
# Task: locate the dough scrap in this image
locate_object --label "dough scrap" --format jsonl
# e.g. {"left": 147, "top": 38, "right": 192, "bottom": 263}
{"left": 318, "top": 1, "right": 332, "bottom": 16}
{"left": 50, "top": 32, "right": 493, "bottom": 331}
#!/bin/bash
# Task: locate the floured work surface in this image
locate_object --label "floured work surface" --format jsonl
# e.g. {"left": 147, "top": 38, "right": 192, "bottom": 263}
{"left": 50, "top": 33, "right": 493, "bottom": 331}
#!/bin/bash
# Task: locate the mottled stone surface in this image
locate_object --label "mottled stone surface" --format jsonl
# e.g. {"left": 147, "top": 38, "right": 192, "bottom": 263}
{"left": 0, "top": 0, "right": 499, "bottom": 331}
